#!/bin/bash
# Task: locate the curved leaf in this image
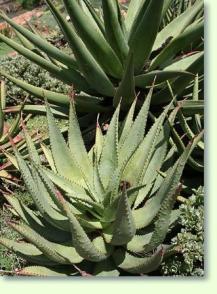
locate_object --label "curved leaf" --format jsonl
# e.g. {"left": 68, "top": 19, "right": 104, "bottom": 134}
{"left": 113, "top": 53, "right": 135, "bottom": 109}
{"left": 128, "top": 0, "right": 164, "bottom": 72}
{"left": 152, "top": 52, "right": 204, "bottom": 105}
{"left": 8, "top": 222, "right": 66, "bottom": 264}
{"left": 61, "top": 0, "right": 123, "bottom": 78}
{"left": 0, "top": 33, "right": 87, "bottom": 89}
{"left": 119, "top": 87, "right": 153, "bottom": 169}
{"left": 102, "top": 0, "right": 128, "bottom": 63}
{"left": 68, "top": 100, "right": 92, "bottom": 183}
{"left": 111, "top": 187, "right": 136, "bottom": 245}
{"left": 153, "top": 0, "right": 204, "bottom": 51}
{"left": 135, "top": 70, "right": 193, "bottom": 88}
{"left": 150, "top": 20, "right": 204, "bottom": 70}
{"left": 113, "top": 246, "right": 164, "bottom": 274}
{"left": 45, "top": 0, "right": 116, "bottom": 96}
{"left": 0, "top": 238, "right": 56, "bottom": 266}
{"left": 45, "top": 102, "right": 84, "bottom": 185}
{"left": 133, "top": 131, "right": 204, "bottom": 229}
{"left": 125, "top": 0, "right": 147, "bottom": 34}
{"left": 57, "top": 193, "right": 108, "bottom": 262}
{"left": 0, "top": 11, "right": 77, "bottom": 68}
{"left": 99, "top": 104, "right": 120, "bottom": 189}
{"left": 16, "top": 266, "right": 76, "bottom": 277}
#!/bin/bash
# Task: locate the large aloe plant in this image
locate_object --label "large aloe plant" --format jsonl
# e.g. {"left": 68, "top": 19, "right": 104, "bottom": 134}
{"left": 0, "top": 87, "right": 203, "bottom": 276}
{"left": 0, "top": 0, "right": 204, "bottom": 111}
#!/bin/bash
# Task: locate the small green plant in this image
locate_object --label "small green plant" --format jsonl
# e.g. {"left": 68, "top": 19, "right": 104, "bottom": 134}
{"left": 0, "top": 87, "right": 203, "bottom": 276}
{"left": 16, "top": 0, "right": 42, "bottom": 9}
{"left": 0, "top": 80, "right": 45, "bottom": 188}
{"left": 161, "top": 186, "right": 204, "bottom": 276}
{"left": 0, "top": 55, "right": 69, "bottom": 106}
{"left": 0, "top": 80, "right": 24, "bottom": 186}
{"left": 0, "top": 207, "right": 25, "bottom": 274}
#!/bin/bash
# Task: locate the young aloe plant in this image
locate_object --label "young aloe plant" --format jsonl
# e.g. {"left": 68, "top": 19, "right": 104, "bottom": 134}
{"left": 168, "top": 76, "right": 204, "bottom": 172}
{"left": 0, "top": 0, "right": 204, "bottom": 111}
{"left": 0, "top": 88, "right": 203, "bottom": 276}
{"left": 0, "top": 80, "right": 46, "bottom": 188}
{"left": 0, "top": 81, "right": 26, "bottom": 186}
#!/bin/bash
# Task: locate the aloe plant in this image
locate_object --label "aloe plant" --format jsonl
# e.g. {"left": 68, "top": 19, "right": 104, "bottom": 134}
{"left": 161, "top": 0, "right": 199, "bottom": 27}
{"left": 0, "top": 0, "right": 204, "bottom": 111}
{"left": 0, "top": 87, "right": 203, "bottom": 276}
{"left": 169, "top": 76, "right": 204, "bottom": 172}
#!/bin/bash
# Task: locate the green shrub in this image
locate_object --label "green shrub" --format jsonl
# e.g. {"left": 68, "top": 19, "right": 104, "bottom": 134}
{"left": 0, "top": 55, "right": 69, "bottom": 105}
{"left": 0, "top": 208, "right": 25, "bottom": 273}
{"left": 161, "top": 186, "right": 204, "bottom": 276}
{"left": 16, "top": 0, "right": 42, "bottom": 9}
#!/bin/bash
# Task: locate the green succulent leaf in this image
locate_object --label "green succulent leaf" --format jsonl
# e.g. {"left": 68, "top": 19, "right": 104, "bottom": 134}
{"left": 82, "top": 0, "right": 105, "bottom": 36}
{"left": 94, "top": 119, "right": 104, "bottom": 162}
{"left": 40, "top": 143, "right": 56, "bottom": 172}
{"left": 125, "top": 0, "right": 147, "bottom": 34}
{"left": 14, "top": 149, "right": 56, "bottom": 221}
{"left": 111, "top": 187, "right": 136, "bottom": 245}
{"left": 93, "top": 259, "right": 120, "bottom": 277}
{"left": 133, "top": 122, "right": 170, "bottom": 208}
{"left": 0, "top": 70, "right": 68, "bottom": 106}
{"left": 0, "top": 238, "right": 57, "bottom": 266}
{"left": 102, "top": 0, "right": 129, "bottom": 64}
{"left": 114, "top": 246, "right": 164, "bottom": 274}
{"left": 4, "top": 194, "right": 71, "bottom": 243}
{"left": 0, "top": 33, "right": 87, "bottom": 89}
{"left": 176, "top": 100, "right": 204, "bottom": 116}
{"left": 119, "top": 98, "right": 137, "bottom": 146}
{"left": 99, "top": 104, "right": 120, "bottom": 189}
{"left": 40, "top": 166, "right": 89, "bottom": 200}
{"left": 68, "top": 100, "right": 93, "bottom": 183}
{"left": 46, "top": 101, "right": 83, "bottom": 185}
{"left": 192, "top": 74, "right": 203, "bottom": 131}
{"left": 123, "top": 99, "right": 173, "bottom": 186}
{"left": 135, "top": 70, "right": 194, "bottom": 89}
{"left": 22, "top": 122, "right": 41, "bottom": 165}
{"left": 143, "top": 133, "right": 204, "bottom": 251}
{"left": 8, "top": 222, "right": 67, "bottom": 264}
{"left": 151, "top": 20, "right": 204, "bottom": 70}
{"left": 170, "top": 124, "right": 204, "bottom": 172}
{"left": 16, "top": 266, "right": 77, "bottom": 277}
{"left": 93, "top": 159, "right": 105, "bottom": 201}
{"left": 113, "top": 53, "right": 136, "bottom": 109}
{"left": 152, "top": 52, "right": 204, "bottom": 105}
{"left": 153, "top": 0, "right": 204, "bottom": 51}
{"left": 30, "top": 165, "right": 70, "bottom": 231}
{"left": 0, "top": 11, "right": 77, "bottom": 68}
{"left": 128, "top": 0, "right": 165, "bottom": 72}
{"left": 119, "top": 87, "right": 153, "bottom": 169}
{"left": 0, "top": 91, "right": 4, "bottom": 138}
{"left": 61, "top": 0, "right": 123, "bottom": 78}
{"left": 58, "top": 194, "right": 108, "bottom": 262}
{"left": 45, "top": 0, "right": 115, "bottom": 97}
{"left": 133, "top": 130, "right": 204, "bottom": 230}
